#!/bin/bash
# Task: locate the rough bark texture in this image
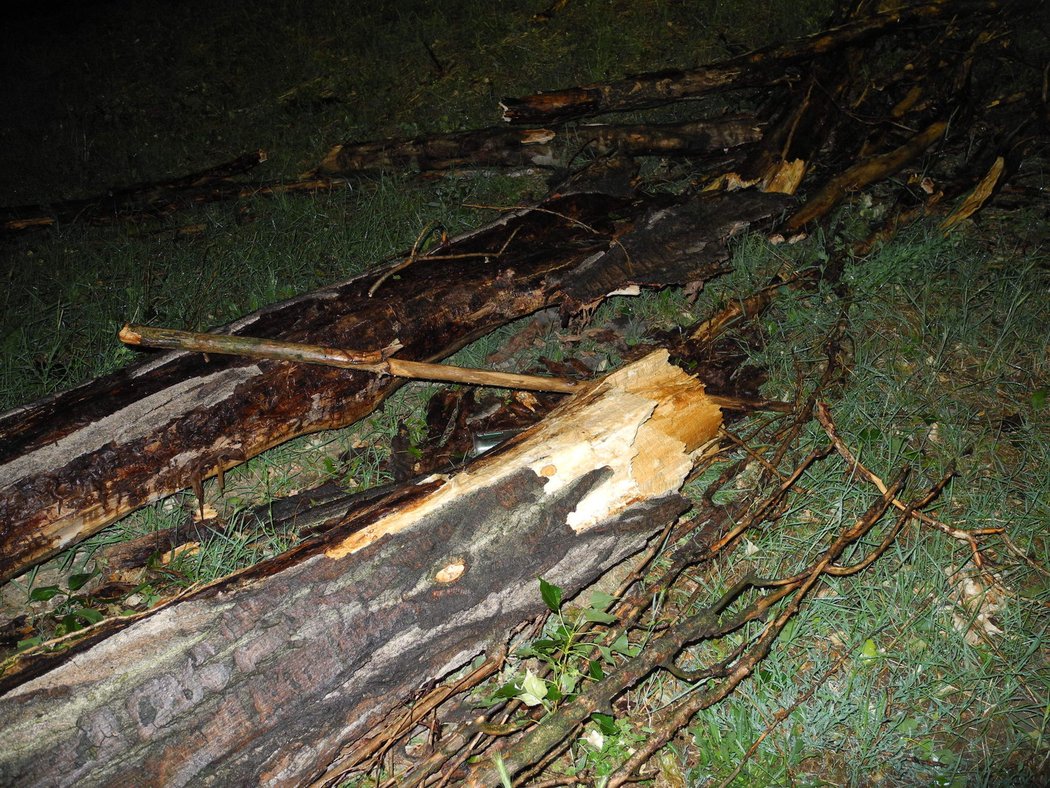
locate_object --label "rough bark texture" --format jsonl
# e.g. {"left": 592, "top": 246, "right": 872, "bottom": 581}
{"left": 0, "top": 351, "right": 719, "bottom": 786}
{"left": 318, "top": 117, "right": 762, "bottom": 175}
{"left": 0, "top": 189, "right": 789, "bottom": 584}
{"left": 498, "top": 1, "right": 985, "bottom": 124}
{"left": 0, "top": 151, "right": 268, "bottom": 233}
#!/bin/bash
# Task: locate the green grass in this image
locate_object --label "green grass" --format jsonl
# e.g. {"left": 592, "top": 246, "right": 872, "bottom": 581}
{"left": 1, "top": 0, "right": 1048, "bottom": 784}
{"left": 651, "top": 223, "right": 1049, "bottom": 784}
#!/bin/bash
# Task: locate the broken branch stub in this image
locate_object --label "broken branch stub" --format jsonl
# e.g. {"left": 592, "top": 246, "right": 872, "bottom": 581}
{"left": 0, "top": 350, "right": 721, "bottom": 786}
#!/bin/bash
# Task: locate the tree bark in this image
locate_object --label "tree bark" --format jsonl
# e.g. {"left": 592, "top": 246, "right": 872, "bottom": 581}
{"left": 498, "top": 1, "right": 992, "bottom": 124}
{"left": 0, "top": 151, "right": 269, "bottom": 233}
{"left": 0, "top": 351, "right": 721, "bottom": 787}
{"left": 0, "top": 188, "right": 790, "bottom": 585}
{"left": 318, "top": 117, "right": 762, "bottom": 175}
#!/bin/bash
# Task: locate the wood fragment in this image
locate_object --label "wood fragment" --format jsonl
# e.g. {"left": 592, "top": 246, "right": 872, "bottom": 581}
{"left": 784, "top": 120, "right": 948, "bottom": 232}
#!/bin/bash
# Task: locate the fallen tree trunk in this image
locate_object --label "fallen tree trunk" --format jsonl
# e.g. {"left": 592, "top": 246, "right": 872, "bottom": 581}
{"left": 0, "top": 150, "right": 269, "bottom": 233}
{"left": 318, "top": 117, "right": 762, "bottom": 176}
{"left": 0, "top": 188, "right": 789, "bottom": 585}
{"left": 498, "top": 1, "right": 995, "bottom": 124}
{"left": 0, "top": 350, "right": 721, "bottom": 786}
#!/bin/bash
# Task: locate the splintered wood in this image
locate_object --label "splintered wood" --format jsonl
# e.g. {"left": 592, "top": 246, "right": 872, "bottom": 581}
{"left": 327, "top": 349, "right": 721, "bottom": 557}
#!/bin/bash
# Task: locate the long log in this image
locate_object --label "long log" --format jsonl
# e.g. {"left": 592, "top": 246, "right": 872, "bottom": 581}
{"left": 498, "top": 1, "right": 996, "bottom": 124}
{"left": 318, "top": 117, "right": 762, "bottom": 176}
{"left": 0, "top": 150, "right": 268, "bottom": 233}
{"left": 0, "top": 188, "right": 790, "bottom": 585}
{"left": 0, "top": 350, "right": 721, "bottom": 786}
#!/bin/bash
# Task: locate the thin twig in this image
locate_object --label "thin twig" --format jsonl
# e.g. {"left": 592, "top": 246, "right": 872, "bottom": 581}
{"left": 120, "top": 324, "right": 582, "bottom": 393}
{"left": 606, "top": 472, "right": 909, "bottom": 787}
{"left": 815, "top": 401, "right": 1002, "bottom": 566}
{"left": 368, "top": 221, "right": 446, "bottom": 297}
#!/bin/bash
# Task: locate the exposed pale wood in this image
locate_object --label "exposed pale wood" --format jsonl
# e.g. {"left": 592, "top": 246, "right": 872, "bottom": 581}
{"left": 0, "top": 351, "right": 721, "bottom": 786}
{"left": 0, "top": 189, "right": 787, "bottom": 585}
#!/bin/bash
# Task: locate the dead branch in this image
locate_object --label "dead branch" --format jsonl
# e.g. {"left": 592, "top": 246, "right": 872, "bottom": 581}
{"left": 0, "top": 151, "right": 268, "bottom": 233}
{"left": 814, "top": 401, "right": 1003, "bottom": 565}
{"left": 603, "top": 472, "right": 911, "bottom": 787}
{"left": 119, "top": 324, "right": 583, "bottom": 393}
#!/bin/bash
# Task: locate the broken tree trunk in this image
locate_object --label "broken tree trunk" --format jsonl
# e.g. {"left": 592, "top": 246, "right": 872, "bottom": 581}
{"left": 0, "top": 350, "right": 721, "bottom": 786}
{"left": 0, "top": 188, "right": 789, "bottom": 585}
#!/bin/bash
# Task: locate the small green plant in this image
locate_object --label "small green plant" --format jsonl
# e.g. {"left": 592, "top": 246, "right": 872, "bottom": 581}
{"left": 572, "top": 714, "right": 649, "bottom": 783}
{"left": 21, "top": 568, "right": 104, "bottom": 647}
{"left": 484, "top": 578, "right": 651, "bottom": 782}
{"left": 491, "top": 578, "right": 634, "bottom": 712}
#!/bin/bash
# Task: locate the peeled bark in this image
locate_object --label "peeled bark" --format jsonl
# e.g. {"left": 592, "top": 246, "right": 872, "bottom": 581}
{"left": 0, "top": 351, "right": 721, "bottom": 787}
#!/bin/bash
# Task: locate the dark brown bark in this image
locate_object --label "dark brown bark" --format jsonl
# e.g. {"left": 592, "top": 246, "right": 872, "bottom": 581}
{"left": 0, "top": 151, "right": 269, "bottom": 233}
{"left": 498, "top": 1, "right": 998, "bottom": 124}
{"left": 318, "top": 117, "right": 762, "bottom": 175}
{"left": 0, "top": 351, "right": 718, "bottom": 786}
{"left": 0, "top": 188, "right": 790, "bottom": 585}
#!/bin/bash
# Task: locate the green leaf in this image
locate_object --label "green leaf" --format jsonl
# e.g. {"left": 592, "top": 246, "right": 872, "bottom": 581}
{"left": 539, "top": 577, "right": 563, "bottom": 613}
{"left": 17, "top": 636, "right": 43, "bottom": 651}
{"left": 491, "top": 681, "right": 521, "bottom": 700}
{"left": 582, "top": 607, "right": 618, "bottom": 624}
{"left": 59, "top": 613, "right": 84, "bottom": 633}
{"left": 522, "top": 668, "right": 550, "bottom": 706}
{"left": 29, "top": 586, "right": 62, "bottom": 602}
{"left": 859, "top": 638, "right": 880, "bottom": 662}
{"left": 1032, "top": 388, "right": 1048, "bottom": 409}
{"left": 74, "top": 607, "right": 104, "bottom": 625}
{"left": 591, "top": 712, "right": 618, "bottom": 736}
{"left": 588, "top": 590, "right": 617, "bottom": 609}
{"left": 611, "top": 632, "right": 634, "bottom": 655}
{"left": 895, "top": 716, "right": 920, "bottom": 735}
{"left": 67, "top": 569, "right": 98, "bottom": 591}
{"left": 518, "top": 690, "right": 546, "bottom": 707}
{"left": 530, "top": 638, "right": 560, "bottom": 655}
{"left": 553, "top": 624, "right": 575, "bottom": 644}
{"left": 859, "top": 427, "right": 882, "bottom": 444}
{"left": 558, "top": 672, "right": 580, "bottom": 696}
{"left": 588, "top": 659, "right": 605, "bottom": 681}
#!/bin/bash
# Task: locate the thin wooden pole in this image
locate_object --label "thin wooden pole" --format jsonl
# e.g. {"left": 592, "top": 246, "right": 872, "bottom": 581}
{"left": 119, "top": 324, "right": 582, "bottom": 393}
